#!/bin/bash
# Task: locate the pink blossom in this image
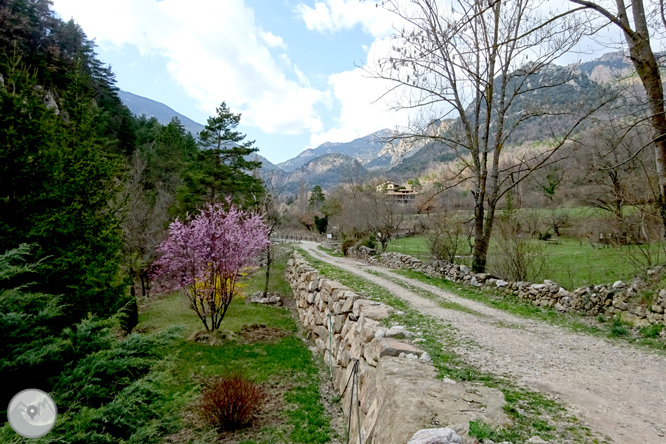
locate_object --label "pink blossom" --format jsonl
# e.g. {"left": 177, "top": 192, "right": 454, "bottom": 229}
{"left": 151, "top": 202, "right": 270, "bottom": 330}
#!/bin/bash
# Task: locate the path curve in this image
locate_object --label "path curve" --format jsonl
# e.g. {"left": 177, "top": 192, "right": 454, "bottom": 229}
{"left": 300, "top": 242, "right": 666, "bottom": 444}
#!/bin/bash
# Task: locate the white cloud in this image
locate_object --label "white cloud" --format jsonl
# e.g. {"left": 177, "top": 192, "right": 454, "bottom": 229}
{"left": 261, "top": 31, "right": 286, "bottom": 49}
{"left": 310, "top": 37, "right": 414, "bottom": 146}
{"left": 51, "top": 0, "right": 323, "bottom": 135}
{"left": 295, "top": 0, "right": 396, "bottom": 38}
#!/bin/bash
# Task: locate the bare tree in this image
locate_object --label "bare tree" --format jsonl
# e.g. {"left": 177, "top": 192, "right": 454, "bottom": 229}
{"left": 328, "top": 182, "right": 405, "bottom": 250}
{"left": 373, "top": 0, "right": 606, "bottom": 272}
{"left": 570, "top": 0, "right": 666, "bottom": 231}
{"left": 260, "top": 189, "right": 284, "bottom": 297}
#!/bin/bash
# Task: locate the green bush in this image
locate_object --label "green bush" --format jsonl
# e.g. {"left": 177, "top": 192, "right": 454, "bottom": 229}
{"left": 117, "top": 295, "right": 139, "bottom": 334}
{"left": 358, "top": 234, "right": 377, "bottom": 250}
{"left": 0, "top": 245, "right": 179, "bottom": 443}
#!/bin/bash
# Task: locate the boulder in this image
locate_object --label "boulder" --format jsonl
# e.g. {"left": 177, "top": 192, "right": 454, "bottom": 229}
{"left": 385, "top": 325, "right": 414, "bottom": 339}
{"left": 407, "top": 428, "right": 462, "bottom": 444}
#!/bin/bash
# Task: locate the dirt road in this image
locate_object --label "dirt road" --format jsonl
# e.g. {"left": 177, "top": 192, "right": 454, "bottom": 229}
{"left": 300, "top": 242, "right": 666, "bottom": 444}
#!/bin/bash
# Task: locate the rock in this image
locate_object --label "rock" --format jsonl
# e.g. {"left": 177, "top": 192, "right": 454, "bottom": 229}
{"left": 659, "top": 289, "right": 666, "bottom": 304}
{"left": 460, "top": 265, "right": 470, "bottom": 274}
{"left": 352, "top": 299, "right": 394, "bottom": 321}
{"left": 612, "top": 280, "right": 626, "bottom": 289}
{"left": 249, "top": 292, "right": 282, "bottom": 306}
{"left": 476, "top": 273, "right": 491, "bottom": 283}
{"left": 407, "top": 427, "right": 462, "bottom": 444}
{"left": 399, "top": 352, "right": 418, "bottom": 360}
{"left": 495, "top": 280, "right": 509, "bottom": 288}
{"left": 366, "top": 337, "right": 425, "bottom": 360}
{"left": 386, "top": 325, "right": 414, "bottom": 339}
{"left": 374, "top": 328, "right": 387, "bottom": 338}
{"left": 526, "top": 437, "right": 549, "bottom": 444}
{"left": 419, "top": 351, "right": 432, "bottom": 363}
{"left": 614, "top": 301, "right": 628, "bottom": 311}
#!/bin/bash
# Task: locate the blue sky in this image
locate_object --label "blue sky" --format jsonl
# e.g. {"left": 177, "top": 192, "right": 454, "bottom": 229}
{"left": 50, "top": 1, "right": 622, "bottom": 164}
{"left": 50, "top": 0, "right": 411, "bottom": 164}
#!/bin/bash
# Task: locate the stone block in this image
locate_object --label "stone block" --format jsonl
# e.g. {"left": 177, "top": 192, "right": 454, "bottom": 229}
{"left": 366, "top": 337, "right": 425, "bottom": 360}
{"left": 321, "top": 279, "right": 350, "bottom": 295}
{"left": 353, "top": 299, "right": 395, "bottom": 321}
{"left": 331, "top": 314, "right": 347, "bottom": 334}
{"left": 340, "top": 318, "right": 356, "bottom": 338}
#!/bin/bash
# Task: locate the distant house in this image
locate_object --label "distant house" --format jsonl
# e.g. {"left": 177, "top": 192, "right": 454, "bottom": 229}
{"left": 376, "top": 180, "right": 419, "bottom": 204}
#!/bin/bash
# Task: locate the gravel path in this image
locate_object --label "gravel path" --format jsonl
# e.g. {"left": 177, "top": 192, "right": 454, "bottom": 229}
{"left": 301, "top": 242, "right": 666, "bottom": 444}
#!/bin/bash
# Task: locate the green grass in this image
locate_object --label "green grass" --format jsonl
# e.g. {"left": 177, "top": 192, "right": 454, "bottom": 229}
{"left": 138, "top": 250, "right": 335, "bottom": 444}
{"left": 384, "top": 235, "right": 430, "bottom": 260}
{"left": 385, "top": 234, "right": 651, "bottom": 289}
{"left": 538, "top": 238, "right": 642, "bottom": 290}
{"left": 297, "top": 248, "right": 604, "bottom": 443}
{"left": 317, "top": 245, "right": 343, "bottom": 257}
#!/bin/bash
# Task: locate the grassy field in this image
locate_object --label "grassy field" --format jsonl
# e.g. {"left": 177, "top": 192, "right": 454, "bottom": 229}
{"left": 385, "top": 235, "right": 656, "bottom": 289}
{"left": 137, "top": 250, "right": 337, "bottom": 444}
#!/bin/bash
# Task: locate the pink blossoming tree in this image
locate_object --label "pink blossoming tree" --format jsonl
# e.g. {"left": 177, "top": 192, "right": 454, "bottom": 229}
{"left": 151, "top": 203, "right": 270, "bottom": 331}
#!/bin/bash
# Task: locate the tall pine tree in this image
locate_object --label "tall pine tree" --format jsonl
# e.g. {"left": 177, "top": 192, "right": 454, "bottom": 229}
{"left": 178, "top": 102, "right": 263, "bottom": 212}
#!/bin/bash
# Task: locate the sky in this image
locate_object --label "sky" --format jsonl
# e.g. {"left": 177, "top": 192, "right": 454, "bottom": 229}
{"left": 49, "top": 0, "right": 624, "bottom": 164}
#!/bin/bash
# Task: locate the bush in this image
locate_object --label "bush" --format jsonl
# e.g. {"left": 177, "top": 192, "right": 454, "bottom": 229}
{"left": 489, "top": 207, "right": 546, "bottom": 282}
{"left": 358, "top": 234, "right": 377, "bottom": 250}
{"left": 342, "top": 238, "right": 355, "bottom": 255}
{"left": 426, "top": 212, "right": 468, "bottom": 263}
{"left": 117, "top": 295, "right": 139, "bottom": 334}
{"left": 198, "top": 374, "right": 265, "bottom": 431}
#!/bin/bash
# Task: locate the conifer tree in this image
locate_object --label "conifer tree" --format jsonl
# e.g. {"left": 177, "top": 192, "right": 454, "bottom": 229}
{"left": 178, "top": 102, "right": 263, "bottom": 213}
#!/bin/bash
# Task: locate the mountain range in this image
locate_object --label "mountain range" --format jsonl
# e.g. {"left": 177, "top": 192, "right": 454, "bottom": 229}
{"left": 119, "top": 51, "right": 641, "bottom": 194}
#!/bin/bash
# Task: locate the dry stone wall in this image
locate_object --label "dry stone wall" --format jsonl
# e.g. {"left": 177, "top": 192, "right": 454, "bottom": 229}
{"left": 347, "top": 246, "right": 666, "bottom": 328}
{"left": 285, "top": 252, "right": 509, "bottom": 444}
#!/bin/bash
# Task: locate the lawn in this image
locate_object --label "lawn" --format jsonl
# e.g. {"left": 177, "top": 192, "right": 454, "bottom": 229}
{"left": 384, "top": 235, "right": 431, "bottom": 259}
{"left": 137, "top": 250, "right": 336, "bottom": 444}
{"left": 385, "top": 235, "right": 657, "bottom": 289}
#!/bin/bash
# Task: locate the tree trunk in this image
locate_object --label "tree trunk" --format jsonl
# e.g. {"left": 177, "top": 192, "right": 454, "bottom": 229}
{"left": 129, "top": 266, "right": 135, "bottom": 297}
{"left": 630, "top": 39, "right": 666, "bottom": 234}
{"left": 262, "top": 249, "right": 271, "bottom": 297}
{"left": 140, "top": 272, "right": 146, "bottom": 297}
{"left": 472, "top": 198, "right": 487, "bottom": 272}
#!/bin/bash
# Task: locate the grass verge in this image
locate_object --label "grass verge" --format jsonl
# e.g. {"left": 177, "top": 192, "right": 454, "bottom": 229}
{"left": 298, "top": 248, "right": 607, "bottom": 444}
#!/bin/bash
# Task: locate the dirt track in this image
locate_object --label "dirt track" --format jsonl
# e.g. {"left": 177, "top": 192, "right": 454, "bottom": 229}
{"left": 300, "top": 242, "right": 666, "bottom": 444}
